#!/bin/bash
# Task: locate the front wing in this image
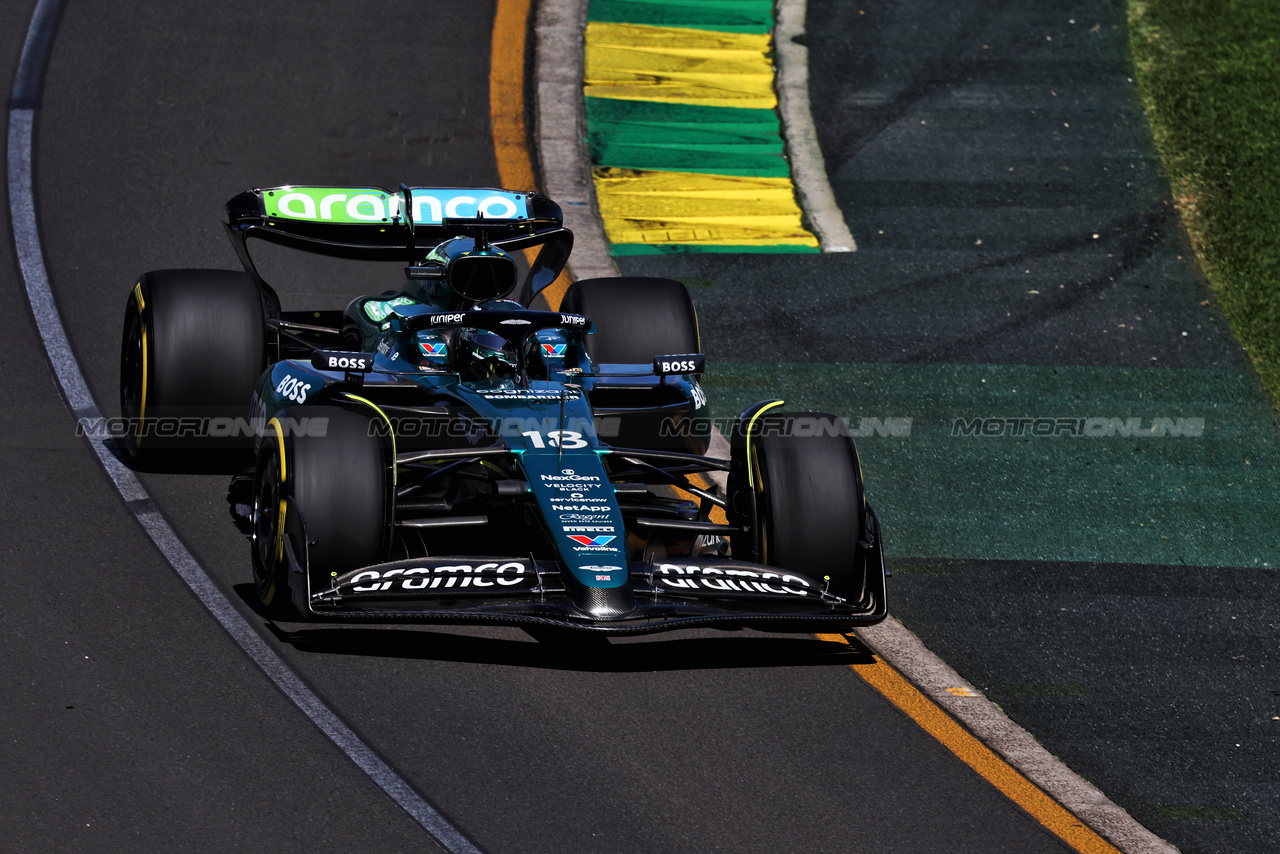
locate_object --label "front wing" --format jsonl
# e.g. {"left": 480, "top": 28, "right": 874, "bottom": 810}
{"left": 281, "top": 503, "right": 887, "bottom": 635}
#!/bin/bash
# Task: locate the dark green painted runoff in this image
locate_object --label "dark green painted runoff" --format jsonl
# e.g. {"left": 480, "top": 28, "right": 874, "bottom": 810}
{"left": 588, "top": 0, "right": 774, "bottom": 33}
{"left": 585, "top": 97, "right": 790, "bottom": 177}
{"left": 705, "top": 362, "right": 1280, "bottom": 568}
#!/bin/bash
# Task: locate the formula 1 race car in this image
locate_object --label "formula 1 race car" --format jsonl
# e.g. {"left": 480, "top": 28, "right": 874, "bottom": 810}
{"left": 119, "top": 184, "right": 886, "bottom": 633}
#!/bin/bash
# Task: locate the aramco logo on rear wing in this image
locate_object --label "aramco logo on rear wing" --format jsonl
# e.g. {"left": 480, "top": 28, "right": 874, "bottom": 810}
{"left": 265, "top": 187, "right": 528, "bottom": 225}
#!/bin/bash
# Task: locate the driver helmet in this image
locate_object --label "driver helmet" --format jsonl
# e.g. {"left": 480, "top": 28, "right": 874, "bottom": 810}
{"left": 460, "top": 328, "right": 518, "bottom": 381}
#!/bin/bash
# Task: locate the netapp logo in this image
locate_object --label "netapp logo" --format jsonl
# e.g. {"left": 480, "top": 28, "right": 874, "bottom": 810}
{"left": 348, "top": 562, "right": 526, "bottom": 592}
{"left": 655, "top": 564, "right": 811, "bottom": 596}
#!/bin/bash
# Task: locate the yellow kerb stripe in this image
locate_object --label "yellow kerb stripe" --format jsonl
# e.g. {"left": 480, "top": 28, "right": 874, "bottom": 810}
{"left": 585, "top": 22, "right": 776, "bottom": 109}
{"left": 593, "top": 168, "right": 819, "bottom": 248}
{"left": 818, "top": 633, "right": 1124, "bottom": 854}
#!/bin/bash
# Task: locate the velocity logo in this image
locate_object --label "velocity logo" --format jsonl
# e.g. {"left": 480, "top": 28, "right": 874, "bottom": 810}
{"left": 541, "top": 343, "right": 567, "bottom": 358}
{"left": 419, "top": 342, "right": 447, "bottom": 356}
{"left": 568, "top": 535, "right": 615, "bottom": 547}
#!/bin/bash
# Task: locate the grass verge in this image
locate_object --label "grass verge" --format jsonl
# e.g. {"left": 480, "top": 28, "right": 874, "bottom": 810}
{"left": 1128, "top": 0, "right": 1280, "bottom": 407}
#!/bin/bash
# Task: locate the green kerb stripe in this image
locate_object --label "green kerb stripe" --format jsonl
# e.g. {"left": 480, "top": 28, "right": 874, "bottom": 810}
{"left": 588, "top": 0, "right": 774, "bottom": 33}
{"left": 586, "top": 97, "right": 788, "bottom": 177}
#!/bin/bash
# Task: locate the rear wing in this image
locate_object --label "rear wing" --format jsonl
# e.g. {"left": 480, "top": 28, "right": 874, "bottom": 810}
{"left": 223, "top": 185, "right": 572, "bottom": 299}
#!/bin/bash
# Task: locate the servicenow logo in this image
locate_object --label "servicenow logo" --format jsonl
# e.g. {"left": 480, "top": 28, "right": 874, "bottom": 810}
{"left": 265, "top": 187, "right": 527, "bottom": 225}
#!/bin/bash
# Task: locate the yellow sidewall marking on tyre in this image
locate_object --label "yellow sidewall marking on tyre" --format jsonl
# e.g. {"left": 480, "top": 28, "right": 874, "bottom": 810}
{"left": 266, "top": 417, "right": 289, "bottom": 575}
{"left": 342, "top": 393, "right": 397, "bottom": 486}
{"left": 818, "top": 633, "right": 1124, "bottom": 854}
{"left": 268, "top": 417, "right": 287, "bottom": 482}
{"left": 132, "top": 283, "right": 149, "bottom": 442}
{"left": 744, "top": 399, "right": 785, "bottom": 488}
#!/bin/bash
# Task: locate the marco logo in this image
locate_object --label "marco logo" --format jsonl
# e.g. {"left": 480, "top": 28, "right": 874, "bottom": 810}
{"left": 265, "top": 187, "right": 528, "bottom": 225}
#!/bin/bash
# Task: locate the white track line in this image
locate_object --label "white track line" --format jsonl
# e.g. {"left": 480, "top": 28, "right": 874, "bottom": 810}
{"left": 774, "top": 0, "right": 856, "bottom": 252}
{"left": 7, "top": 1, "right": 480, "bottom": 850}
{"left": 532, "top": 3, "right": 1175, "bottom": 852}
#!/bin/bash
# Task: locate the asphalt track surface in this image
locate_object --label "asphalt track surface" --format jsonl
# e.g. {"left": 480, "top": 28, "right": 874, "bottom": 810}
{"left": 0, "top": 3, "right": 1270, "bottom": 854}
{"left": 0, "top": 2, "right": 1090, "bottom": 853}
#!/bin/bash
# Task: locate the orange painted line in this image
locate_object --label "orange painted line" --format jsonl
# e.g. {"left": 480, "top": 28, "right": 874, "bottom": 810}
{"left": 490, "top": 0, "right": 572, "bottom": 308}
{"left": 817, "top": 633, "right": 1122, "bottom": 854}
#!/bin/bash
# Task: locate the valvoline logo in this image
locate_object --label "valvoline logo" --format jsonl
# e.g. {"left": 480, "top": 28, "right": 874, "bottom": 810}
{"left": 419, "top": 342, "right": 447, "bottom": 356}
{"left": 568, "top": 535, "right": 615, "bottom": 547}
{"left": 541, "top": 343, "right": 567, "bottom": 358}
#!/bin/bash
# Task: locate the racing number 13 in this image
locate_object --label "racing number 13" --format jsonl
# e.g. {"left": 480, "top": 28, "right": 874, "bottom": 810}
{"left": 521, "top": 430, "right": 587, "bottom": 449}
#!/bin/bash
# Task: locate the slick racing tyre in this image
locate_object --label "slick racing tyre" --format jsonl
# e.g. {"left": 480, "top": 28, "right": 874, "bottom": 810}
{"left": 560, "top": 277, "right": 699, "bottom": 364}
{"left": 119, "top": 269, "right": 267, "bottom": 462}
{"left": 738, "top": 411, "right": 868, "bottom": 601}
{"left": 251, "top": 406, "right": 388, "bottom": 616}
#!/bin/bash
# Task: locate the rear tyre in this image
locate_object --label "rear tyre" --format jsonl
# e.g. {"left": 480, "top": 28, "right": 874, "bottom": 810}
{"left": 251, "top": 406, "right": 388, "bottom": 616}
{"left": 562, "top": 277, "right": 705, "bottom": 452}
{"left": 119, "top": 270, "right": 266, "bottom": 463}
{"left": 740, "top": 412, "right": 867, "bottom": 600}
{"left": 560, "top": 277, "right": 699, "bottom": 363}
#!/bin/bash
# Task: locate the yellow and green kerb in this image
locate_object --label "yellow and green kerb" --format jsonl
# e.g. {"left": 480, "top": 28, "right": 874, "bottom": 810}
{"left": 585, "top": 0, "right": 819, "bottom": 255}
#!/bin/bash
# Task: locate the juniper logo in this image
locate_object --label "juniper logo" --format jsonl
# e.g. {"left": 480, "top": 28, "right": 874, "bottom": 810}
{"left": 951, "top": 416, "right": 1205, "bottom": 438}
{"left": 265, "top": 187, "right": 527, "bottom": 225}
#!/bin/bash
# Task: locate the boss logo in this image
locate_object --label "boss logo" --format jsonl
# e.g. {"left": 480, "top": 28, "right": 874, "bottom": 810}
{"left": 653, "top": 354, "right": 706, "bottom": 375}
{"left": 274, "top": 374, "right": 312, "bottom": 403}
{"left": 312, "top": 351, "right": 375, "bottom": 373}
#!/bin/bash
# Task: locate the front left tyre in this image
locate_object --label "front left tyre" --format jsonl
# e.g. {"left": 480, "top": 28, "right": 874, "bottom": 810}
{"left": 251, "top": 406, "right": 388, "bottom": 616}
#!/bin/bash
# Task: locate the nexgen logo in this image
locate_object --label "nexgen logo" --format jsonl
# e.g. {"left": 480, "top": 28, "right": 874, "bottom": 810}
{"left": 266, "top": 187, "right": 527, "bottom": 225}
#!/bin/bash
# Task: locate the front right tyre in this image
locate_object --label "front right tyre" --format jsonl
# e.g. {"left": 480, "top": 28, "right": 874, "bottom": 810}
{"left": 732, "top": 411, "right": 869, "bottom": 602}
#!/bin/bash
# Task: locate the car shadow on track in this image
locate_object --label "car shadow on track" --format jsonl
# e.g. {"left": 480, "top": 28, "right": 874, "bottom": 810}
{"left": 233, "top": 584, "right": 876, "bottom": 672}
